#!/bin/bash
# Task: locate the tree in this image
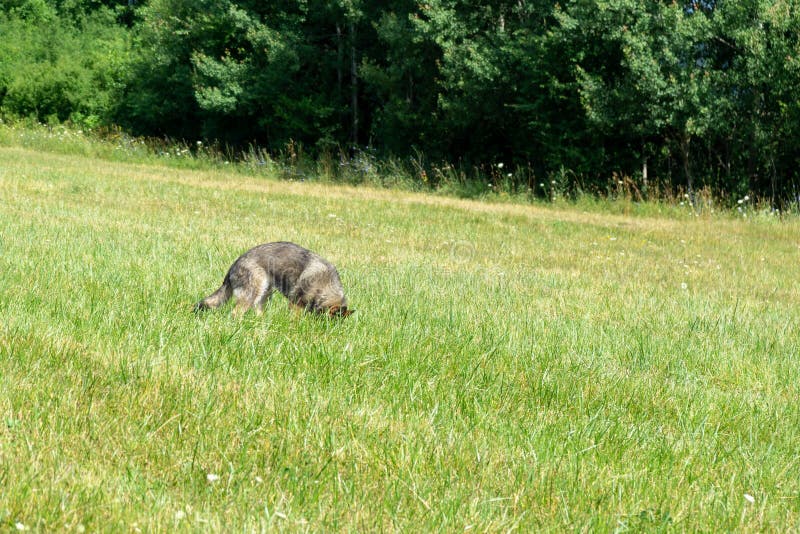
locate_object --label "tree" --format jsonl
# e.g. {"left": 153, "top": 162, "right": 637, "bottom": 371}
{"left": 712, "top": 0, "right": 800, "bottom": 204}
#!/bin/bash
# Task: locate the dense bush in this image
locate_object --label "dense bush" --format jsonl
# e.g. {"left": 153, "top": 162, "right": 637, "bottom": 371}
{"left": 0, "top": 2, "right": 129, "bottom": 127}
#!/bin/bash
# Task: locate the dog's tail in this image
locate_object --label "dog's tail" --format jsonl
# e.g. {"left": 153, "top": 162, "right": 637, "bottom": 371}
{"left": 194, "top": 279, "right": 232, "bottom": 313}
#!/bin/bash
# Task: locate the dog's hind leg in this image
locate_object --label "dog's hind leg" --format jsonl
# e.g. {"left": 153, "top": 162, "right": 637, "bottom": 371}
{"left": 228, "top": 260, "right": 266, "bottom": 317}
{"left": 232, "top": 297, "right": 253, "bottom": 316}
{"left": 232, "top": 284, "right": 260, "bottom": 316}
{"left": 250, "top": 274, "right": 274, "bottom": 316}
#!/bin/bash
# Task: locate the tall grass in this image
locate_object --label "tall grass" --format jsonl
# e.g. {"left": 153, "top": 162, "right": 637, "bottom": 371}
{"left": 4, "top": 119, "right": 794, "bottom": 217}
{"left": 1, "top": 141, "right": 799, "bottom": 530}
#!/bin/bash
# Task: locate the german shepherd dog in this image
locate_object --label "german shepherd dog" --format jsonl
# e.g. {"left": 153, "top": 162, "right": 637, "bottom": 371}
{"left": 195, "top": 242, "right": 353, "bottom": 317}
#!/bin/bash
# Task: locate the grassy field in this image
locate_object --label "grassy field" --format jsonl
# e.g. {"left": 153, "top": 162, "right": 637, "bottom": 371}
{"left": 0, "top": 143, "right": 798, "bottom": 531}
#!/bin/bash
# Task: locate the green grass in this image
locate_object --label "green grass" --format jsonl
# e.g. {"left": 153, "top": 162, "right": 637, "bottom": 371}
{"left": 1, "top": 143, "right": 799, "bottom": 531}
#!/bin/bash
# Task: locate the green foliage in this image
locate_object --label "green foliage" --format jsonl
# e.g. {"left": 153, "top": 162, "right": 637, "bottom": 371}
{"left": 116, "top": 0, "right": 344, "bottom": 147}
{"left": 0, "top": 5, "right": 129, "bottom": 127}
{"left": 710, "top": 0, "right": 800, "bottom": 201}
{"left": 553, "top": 1, "right": 716, "bottom": 190}
{"left": 4, "top": 0, "right": 800, "bottom": 201}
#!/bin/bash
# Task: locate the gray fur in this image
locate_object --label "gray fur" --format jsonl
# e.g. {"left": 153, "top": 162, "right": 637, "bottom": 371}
{"left": 195, "top": 241, "right": 353, "bottom": 317}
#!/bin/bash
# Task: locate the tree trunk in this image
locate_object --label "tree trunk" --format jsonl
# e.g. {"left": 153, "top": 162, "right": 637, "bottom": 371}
{"left": 770, "top": 155, "right": 777, "bottom": 208}
{"left": 680, "top": 132, "right": 693, "bottom": 199}
{"left": 642, "top": 151, "right": 648, "bottom": 199}
{"left": 350, "top": 20, "right": 358, "bottom": 147}
{"left": 336, "top": 24, "right": 343, "bottom": 99}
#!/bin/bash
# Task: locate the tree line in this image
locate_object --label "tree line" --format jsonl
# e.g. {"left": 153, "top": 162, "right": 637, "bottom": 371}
{"left": 1, "top": 0, "right": 799, "bottom": 203}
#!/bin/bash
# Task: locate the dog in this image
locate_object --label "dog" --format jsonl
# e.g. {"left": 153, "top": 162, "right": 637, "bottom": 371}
{"left": 195, "top": 241, "right": 353, "bottom": 317}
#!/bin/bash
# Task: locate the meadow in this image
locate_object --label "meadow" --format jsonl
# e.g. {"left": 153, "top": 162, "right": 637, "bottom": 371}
{"left": 0, "top": 137, "right": 798, "bottom": 531}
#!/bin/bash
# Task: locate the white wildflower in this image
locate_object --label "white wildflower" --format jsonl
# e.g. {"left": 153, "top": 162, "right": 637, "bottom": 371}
{"left": 206, "top": 473, "right": 220, "bottom": 482}
{"left": 744, "top": 493, "right": 755, "bottom": 503}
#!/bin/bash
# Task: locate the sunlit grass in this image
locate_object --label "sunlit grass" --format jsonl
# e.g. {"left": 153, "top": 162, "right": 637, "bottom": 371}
{"left": 1, "top": 144, "right": 798, "bottom": 531}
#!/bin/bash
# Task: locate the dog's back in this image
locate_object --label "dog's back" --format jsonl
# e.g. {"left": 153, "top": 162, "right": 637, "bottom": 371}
{"left": 242, "top": 242, "right": 322, "bottom": 295}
